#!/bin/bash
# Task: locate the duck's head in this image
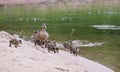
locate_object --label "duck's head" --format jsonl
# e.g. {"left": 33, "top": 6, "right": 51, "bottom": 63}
{"left": 41, "top": 23, "right": 47, "bottom": 30}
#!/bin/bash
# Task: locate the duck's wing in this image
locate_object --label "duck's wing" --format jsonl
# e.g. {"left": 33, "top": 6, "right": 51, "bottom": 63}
{"left": 34, "top": 30, "right": 41, "bottom": 34}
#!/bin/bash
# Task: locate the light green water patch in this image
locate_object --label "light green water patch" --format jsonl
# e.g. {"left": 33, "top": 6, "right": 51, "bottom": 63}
{"left": 91, "top": 25, "right": 120, "bottom": 30}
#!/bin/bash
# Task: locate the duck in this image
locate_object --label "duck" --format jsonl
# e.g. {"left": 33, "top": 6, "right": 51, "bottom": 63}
{"left": 33, "top": 23, "right": 49, "bottom": 41}
{"left": 38, "top": 23, "right": 49, "bottom": 40}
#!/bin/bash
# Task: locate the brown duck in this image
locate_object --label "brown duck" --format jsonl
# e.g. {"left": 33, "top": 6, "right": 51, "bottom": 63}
{"left": 33, "top": 23, "right": 49, "bottom": 41}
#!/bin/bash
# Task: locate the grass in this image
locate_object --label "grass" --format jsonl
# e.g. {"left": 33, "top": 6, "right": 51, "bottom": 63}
{"left": 0, "top": 4, "right": 120, "bottom": 72}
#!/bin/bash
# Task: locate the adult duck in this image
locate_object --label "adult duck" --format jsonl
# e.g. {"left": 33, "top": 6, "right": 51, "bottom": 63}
{"left": 38, "top": 23, "right": 49, "bottom": 40}
{"left": 33, "top": 23, "right": 49, "bottom": 41}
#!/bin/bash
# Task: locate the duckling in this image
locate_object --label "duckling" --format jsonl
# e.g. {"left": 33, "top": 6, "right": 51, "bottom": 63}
{"left": 9, "top": 39, "right": 22, "bottom": 48}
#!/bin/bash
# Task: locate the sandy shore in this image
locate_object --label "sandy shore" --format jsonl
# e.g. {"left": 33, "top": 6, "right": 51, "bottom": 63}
{"left": 0, "top": 31, "right": 115, "bottom": 72}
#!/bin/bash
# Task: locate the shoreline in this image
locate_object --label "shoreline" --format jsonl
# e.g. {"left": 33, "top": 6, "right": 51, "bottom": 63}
{"left": 0, "top": 31, "right": 115, "bottom": 72}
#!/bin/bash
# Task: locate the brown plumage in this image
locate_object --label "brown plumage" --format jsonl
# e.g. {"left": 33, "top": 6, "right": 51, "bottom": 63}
{"left": 9, "top": 39, "right": 22, "bottom": 48}
{"left": 38, "top": 27, "right": 49, "bottom": 40}
{"left": 32, "top": 23, "right": 49, "bottom": 47}
{"left": 33, "top": 23, "right": 49, "bottom": 41}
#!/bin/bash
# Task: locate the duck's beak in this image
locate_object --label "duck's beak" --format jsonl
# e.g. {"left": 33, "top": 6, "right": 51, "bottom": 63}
{"left": 44, "top": 25, "right": 46, "bottom": 29}
{"left": 42, "top": 23, "right": 47, "bottom": 29}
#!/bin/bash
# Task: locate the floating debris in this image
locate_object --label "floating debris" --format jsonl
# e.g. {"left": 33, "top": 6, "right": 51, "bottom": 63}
{"left": 91, "top": 25, "right": 120, "bottom": 30}
{"left": 58, "top": 17, "right": 73, "bottom": 21}
{"left": 72, "top": 40, "right": 103, "bottom": 47}
{"left": 19, "top": 18, "right": 22, "bottom": 21}
{"left": 88, "top": 11, "right": 92, "bottom": 14}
